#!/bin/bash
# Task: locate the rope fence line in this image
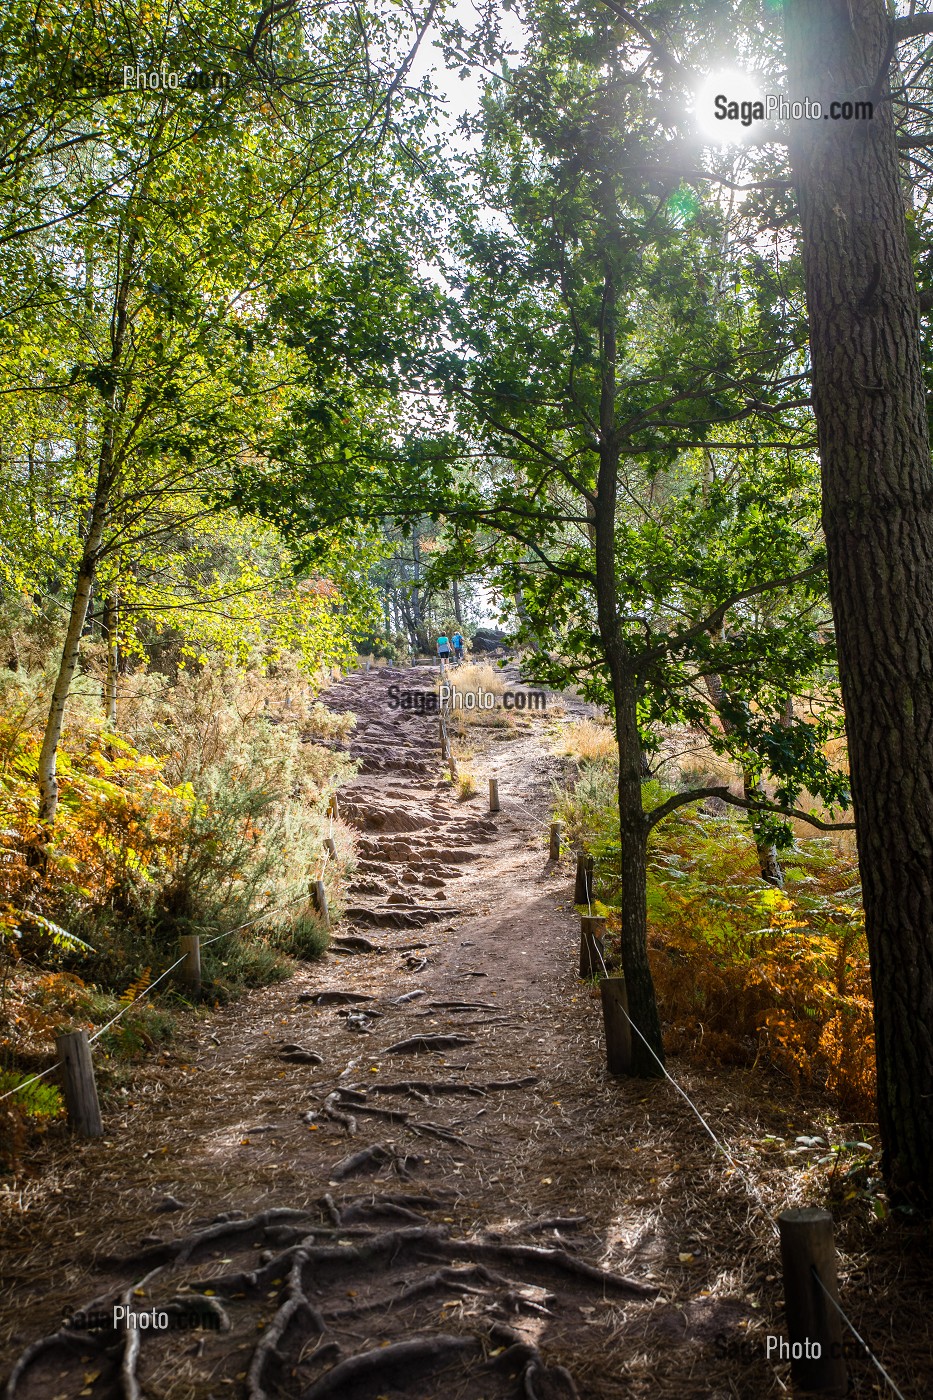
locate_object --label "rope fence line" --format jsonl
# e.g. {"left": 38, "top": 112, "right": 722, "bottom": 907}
{"left": 0, "top": 849, "right": 338, "bottom": 1106}
{"left": 810, "top": 1269, "right": 906, "bottom": 1399}
{"left": 590, "top": 936, "right": 907, "bottom": 1396}
{"left": 591, "top": 940, "right": 778, "bottom": 1234}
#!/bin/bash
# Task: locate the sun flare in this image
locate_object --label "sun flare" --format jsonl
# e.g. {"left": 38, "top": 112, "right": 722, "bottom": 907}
{"left": 694, "top": 69, "right": 764, "bottom": 144}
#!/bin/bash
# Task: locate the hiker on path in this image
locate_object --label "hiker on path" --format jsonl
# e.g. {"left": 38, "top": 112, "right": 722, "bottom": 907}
{"left": 452, "top": 630, "right": 464, "bottom": 663}
{"left": 437, "top": 634, "right": 452, "bottom": 662}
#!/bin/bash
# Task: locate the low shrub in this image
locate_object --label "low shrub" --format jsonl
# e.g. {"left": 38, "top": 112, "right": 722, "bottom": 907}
{"left": 553, "top": 743, "right": 874, "bottom": 1118}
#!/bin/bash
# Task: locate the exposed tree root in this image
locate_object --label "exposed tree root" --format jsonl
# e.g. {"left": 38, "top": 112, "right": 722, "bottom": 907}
{"left": 10, "top": 1207, "right": 654, "bottom": 1400}
{"left": 427, "top": 1237, "right": 658, "bottom": 1298}
{"left": 247, "top": 1238, "right": 324, "bottom": 1400}
{"left": 371, "top": 1076, "right": 537, "bottom": 1098}
{"left": 522, "top": 1358, "right": 580, "bottom": 1399}
{"left": 320, "top": 1092, "right": 358, "bottom": 1134}
{"left": 385, "top": 1034, "right": 477, "bottom": 1053}
{"left": 302, "top": 1333, "right": 482, "bottom": 1398}
{"left": 328, "top": 1143, "right": 394, "bottom": 1178}
{"left": 426, "top": 1000, "right": 500, "bottom": 1010}
{"left": 300, "top": 991, "right": 376, "bottom": 1005}
{"left": 329, "top": 935, "right": 383, "bottom": 953}
{"left": 105, "top": 1207, "right": 316, "bottom": 1268}
{"left": 409, "top": 1119, "right": 473, "bottom": 1145}
{"left": 3, "top": 1327, "right": 107, "bottom": 1400}
{"left": 332, "top": 1093, "right": 410, "bottom": 1123}
{"left": 323, "top": 1263, "right": 515, "bottom": 1320}
{"left": 521, "top": 1217, "right": 590, "bottom": 1235}
{"left": 276, "top": 1044, "right": 324, "bottom": 1065}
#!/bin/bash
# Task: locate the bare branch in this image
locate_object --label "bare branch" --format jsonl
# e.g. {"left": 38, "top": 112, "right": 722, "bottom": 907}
{"left": 645, "top": 786, "right": 855, "bottom": 833}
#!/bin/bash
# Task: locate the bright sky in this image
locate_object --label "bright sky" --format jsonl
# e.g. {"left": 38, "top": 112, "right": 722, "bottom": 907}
{"left": 408, "top": 0, "right": 526, "bottom": 135}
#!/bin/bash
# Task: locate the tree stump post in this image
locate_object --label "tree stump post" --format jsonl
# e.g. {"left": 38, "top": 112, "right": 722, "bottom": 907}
{"left": 574, "top": 851, "right": 594, "bottom": 905}
{"left": 364, "top": 657, "right": 371, "bottom": 672}
{"left": 549, "top": 821, "right": 562, "bottom": 861}
{"left": 777, "top": 1208, "right": 848, "bottom": 1393}
{"left": 599, "top": 977, "right": 633, "bottom": 1076}
{"left": 312, "top": 879, "right": 330, "bottom": 930}
{"left": 579, "top": 914, "right": 607, "bottom": 978}
{"left": 489, "top": 778, "right": 500, "bottom": 812}
{"left": 55, "top": 1029, "right": 103, "bottom": 1137}
{"left": 179, "top": 933, "right": 201, "bottom": 998}
{"left": 324, "top": 837, "right": 337, "bottom": 861}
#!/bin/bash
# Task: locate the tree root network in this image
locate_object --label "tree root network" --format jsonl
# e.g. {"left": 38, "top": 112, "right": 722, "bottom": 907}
{"left": 6, "top": 1204, "right": 656, "bottom": 1400}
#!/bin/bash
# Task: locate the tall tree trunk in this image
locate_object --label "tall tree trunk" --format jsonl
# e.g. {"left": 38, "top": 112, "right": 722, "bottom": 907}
{"left": 785, "top": 0, "right": 933, "bottom": 1205}
{"left": 37, "top": 505, "right": 107, "bottom": 825}
{"left": 594, "top": 266, "right": 664, "bottom": 1075}
{"left": 704, "top": 672, "right": 784, "bottom": 887}
{"left": 452, "top": 576, "right": 463, "bottom": 628}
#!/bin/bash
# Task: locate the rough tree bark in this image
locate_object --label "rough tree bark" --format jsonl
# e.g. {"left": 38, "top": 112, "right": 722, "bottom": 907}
{"left": 785, "top": 0, "right": 933, "bottom": 1204}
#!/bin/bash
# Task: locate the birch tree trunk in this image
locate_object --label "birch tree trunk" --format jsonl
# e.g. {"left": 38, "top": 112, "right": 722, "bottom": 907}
{"left": 37, "top": 499, "right": 108, "bottom": 824}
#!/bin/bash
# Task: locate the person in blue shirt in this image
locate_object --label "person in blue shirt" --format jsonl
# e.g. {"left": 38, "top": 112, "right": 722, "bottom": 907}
{"left": 452, "top": 631, "right": 464, "bottom": 662}
{"left": 437, "top": 634, "right": 451, "bottom": 661}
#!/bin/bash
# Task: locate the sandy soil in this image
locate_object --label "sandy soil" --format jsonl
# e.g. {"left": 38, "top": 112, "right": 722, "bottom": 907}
{"left": 1, "top": 664, "right": 930, "bottom": 1399}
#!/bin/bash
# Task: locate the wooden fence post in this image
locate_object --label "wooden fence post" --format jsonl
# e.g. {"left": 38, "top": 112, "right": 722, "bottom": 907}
{"left": 548, "top": 821, "right": 562, "bottom": 861}
{"left": 489, "top": 778, "right": 500, "bottom": 812}
{"left": 324, "top": 837, "right": 337, "bottom": 861}
{"left": 777, "top": 1208, "right": 848, "bottom": 1394}
{"left": 599, "top": 977, "right": 633, "bottom": 1076}
{"left": 179, "top": 933, "right": 201, "bottom": 998}
{"left": 579, "top": 914, "right": 607, "bottom": 978}
{"left": 574, "top": 851, "right": 594, "bottom": 905}
{"left": 55, "top": 1029, "right": 103, "bottom": 1138}
{"left": 312, "top": 879, "right": 331, "bottom": 930}
{"left": 328, "top": 793, "right": 339, "bottom": 820}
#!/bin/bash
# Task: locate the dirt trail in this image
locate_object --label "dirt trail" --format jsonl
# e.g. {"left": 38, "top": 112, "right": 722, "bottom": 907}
{"left": 1, "top": 665, "right": 855, "bottom": 1398}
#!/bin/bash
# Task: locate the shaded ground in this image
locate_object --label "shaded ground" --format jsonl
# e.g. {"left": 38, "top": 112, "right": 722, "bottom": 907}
{"left": 2, "top": 665, "right": 931, "bottom": 1398}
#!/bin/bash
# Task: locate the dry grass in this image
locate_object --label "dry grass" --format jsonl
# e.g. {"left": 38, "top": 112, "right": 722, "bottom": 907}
{"left": 553, "top": 717, "right": 618, "bottom": 764}
{"left": 455, "top": 769, "right": 478, "bottom": 800}
{"left": 440, "top": 663, "right": 516, "bottom": 732}
{"left": 440, "top": 661, "right": 507, "bottom": 700}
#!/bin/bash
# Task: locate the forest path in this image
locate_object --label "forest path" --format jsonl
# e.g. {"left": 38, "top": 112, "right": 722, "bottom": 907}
{"left": 2, "top": 665, "right": 794, "bottom": 1399}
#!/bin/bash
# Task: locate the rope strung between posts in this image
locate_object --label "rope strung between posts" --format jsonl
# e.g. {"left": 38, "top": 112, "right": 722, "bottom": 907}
{"left": 87, "top": 955, "right": 189, "bottom": 1045}
{"left": 592, "top": 939, "right": 779, "bottom": 1238}
{"left": 0, "top": 884, "right": 326, "bottom": 1104}
{"left": 810, "top": 1268, "right": 906, "bottom": 1398}
{"left": 0, "top": 1060, "right": 62, "bottom": 1104}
